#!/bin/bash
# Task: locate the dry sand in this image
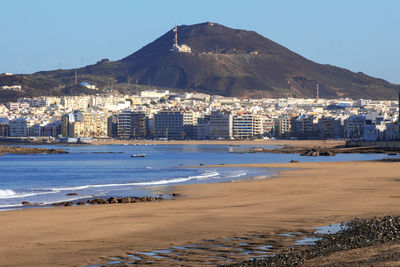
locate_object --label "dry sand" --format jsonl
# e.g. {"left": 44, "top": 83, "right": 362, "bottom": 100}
{"left": 0, "top": 160, "right": 399, "bottom": 266}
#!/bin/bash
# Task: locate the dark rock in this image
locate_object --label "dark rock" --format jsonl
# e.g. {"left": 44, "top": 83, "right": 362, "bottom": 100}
{"left": 21, "top": 201, "right": 32, "bottom": 206}
{"left": 222, "top": 215, "right": 400, "bottom": 267}
{"left": 66, "top": 192, "right": 78, "bottom": 196}
{"left": 120, "top": 197, "right": 131, "bottom": 203}
{"left": 301, "top": 149, "right": 320, "bottom": 156}
{"left": 290, "top": 160, "right": 300, "bottom": 163}
{"left": 319, "top": 150, "right": 336, "bottom": 156}
{"left": 76, "top": 202, "right": 86, "bottom": 205}
{"left": 107, "top": 197, "right": 119, "bottom": 204}
{"left": 63, "top": 202, "right": 72, "bottom": 206}
{"left": 171, "top": 193, "right": 182, "bottom": 197}
{"left": 51, "top": 202, "right": 66, "bottom": 206}
{"left": 87, "top": 198, "right": 107, "bottom": 205}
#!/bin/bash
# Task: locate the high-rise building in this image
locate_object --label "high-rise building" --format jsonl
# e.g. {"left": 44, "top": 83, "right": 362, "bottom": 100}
{"left": 233, "top": 114, "right": 254, "bottom": 139}
{"left": 274, "top": 116, "right": 291, "bottom": 139}
{"left": 209, "top": 111, "right": 233, "bottom": 139}
{"left": 9, "top": 118, "right": 29, "bottom": 137}
{"left": 117, "top": 111, "right": 147, "bottom": 139}
{"left": 153, "top": 111, "right": 184, "bottom": 140}
{"left": 107, "top": 115, "right": 118, "bottom": 138}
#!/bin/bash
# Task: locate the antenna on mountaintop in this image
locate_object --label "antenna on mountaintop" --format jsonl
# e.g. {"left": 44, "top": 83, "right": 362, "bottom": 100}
{"left": 174, "top": 25, "right": 178, "bottom": 47}
{"left": 316, "top": 83, "right": 319, "bottom": 100}
{"left": 75, "top": 69, "right": 78, "bottom": 85}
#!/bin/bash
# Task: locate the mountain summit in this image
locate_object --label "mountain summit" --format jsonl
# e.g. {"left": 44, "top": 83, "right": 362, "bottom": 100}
{"left": 1, "top": 22, "right": 399, "bottom": 101}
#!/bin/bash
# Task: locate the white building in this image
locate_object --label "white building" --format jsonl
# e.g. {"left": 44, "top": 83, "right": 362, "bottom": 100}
{"left": 141, "top": 90, "right": 170, "bottom": 99}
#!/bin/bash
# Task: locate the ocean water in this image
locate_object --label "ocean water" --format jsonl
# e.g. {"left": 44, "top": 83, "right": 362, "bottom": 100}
{"left": 0, "top": 144, "right": 391, "bottom": 210}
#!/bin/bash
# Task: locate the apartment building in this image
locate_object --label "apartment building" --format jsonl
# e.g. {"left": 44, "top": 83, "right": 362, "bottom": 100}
{"left": 118, "top": 111, "right": 147, "bottom": 139}
{"left": 209, "top": 111, "right": 233, "bottom": 139}
{"left": 232, "top": 114, "right": 254, "bottom": 139}
{"left": 153, "top": 111, "right": 185, "bottom": 140}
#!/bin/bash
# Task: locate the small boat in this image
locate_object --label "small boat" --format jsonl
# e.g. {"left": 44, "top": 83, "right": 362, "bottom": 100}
{"left": 131, "top": 154, "right": 146, "bottom": 158}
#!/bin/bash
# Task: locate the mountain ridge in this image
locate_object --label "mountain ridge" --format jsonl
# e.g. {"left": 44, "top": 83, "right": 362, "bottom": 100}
{"left": 0, "top": 22, "right": 398, "bottom": 102}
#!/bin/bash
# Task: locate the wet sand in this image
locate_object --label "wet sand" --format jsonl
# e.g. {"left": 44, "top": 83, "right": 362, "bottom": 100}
{"left": 0, "top": 160, "right": 399, "bottom": 266}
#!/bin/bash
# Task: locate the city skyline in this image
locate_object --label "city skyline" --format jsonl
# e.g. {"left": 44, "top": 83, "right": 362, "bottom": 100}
{"left": 1, "top": 0, "right": 399, "bottom": 84}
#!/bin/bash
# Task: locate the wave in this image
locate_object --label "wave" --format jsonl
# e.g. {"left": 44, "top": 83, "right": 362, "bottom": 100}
{"left": 0, "top": 189, "right": 59, "bottom": 199}
{"left": 0, "top": 189, "right": 16, "bottom": 197}
{"left": 42, "top": 171, "right": 221, "bottom": 191}
{"left": 0, "top": 169, "right": 246, "bottom": 201}
{"left": 0, "top": 203, "right": 23, "bottom": 208}
{"left": 227, "top": 170, "right": 247, "bottom": 178}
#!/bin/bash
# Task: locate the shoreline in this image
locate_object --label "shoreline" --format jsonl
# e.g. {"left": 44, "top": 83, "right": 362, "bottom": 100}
{"left": 91, "top": 139, "right": 346, "bottom": 148}
{"left": 0, "top": 160, "right": 400, "bottom": 265}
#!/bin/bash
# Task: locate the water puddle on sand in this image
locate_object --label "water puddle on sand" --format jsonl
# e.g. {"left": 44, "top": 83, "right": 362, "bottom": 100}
{"left": 314, "top": 222, "right": 347, "bottom": 235}
{"left": 294, "top": 236, "right": 322, "bottom": 245}
{"left": 277, "top": 232, "right": 303, "bottom": 237}
{"left": 86, "top": 222, "right": 348, "bottom": 266}
{"left": 294, "top": 222, "right": 348, "bottom": 246}
{"left": 126, "top": 254, "right": 142, "bottom": 260}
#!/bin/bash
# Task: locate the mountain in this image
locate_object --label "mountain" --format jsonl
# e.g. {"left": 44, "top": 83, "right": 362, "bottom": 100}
{"left": 0, "top": 22, "right": 399, "bottom": 102}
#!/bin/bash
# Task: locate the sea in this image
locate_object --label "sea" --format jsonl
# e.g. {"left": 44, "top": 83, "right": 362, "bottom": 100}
{"left": 0, "top": 144, "right": 392, "bottom": 210}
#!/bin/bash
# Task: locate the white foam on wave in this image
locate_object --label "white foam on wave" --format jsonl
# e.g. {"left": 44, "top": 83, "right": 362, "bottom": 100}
{"left": 0, "top": 170, "right": 247, "bottom": 202}
{"left": 42, "top": 170, "right": 221, "bottom": 191}
{"left": 187, "top": 171, "right": 220, "bottom": 180}
{"left": 0, "top": 189, "right": 16, "bottom": 197}
{"left": 227, "top": 170, "right": 247, "bottom": 178}
{"left": 0, "top": 189, "right": 59, "bottom": 199}
{"left": 0, "top": 203, "right": 23, "bottom": 208}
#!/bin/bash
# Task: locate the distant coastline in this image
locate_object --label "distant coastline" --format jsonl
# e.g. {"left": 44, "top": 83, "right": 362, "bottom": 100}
{"left": 0, "top": 145, "right": 67, "bottom": 154}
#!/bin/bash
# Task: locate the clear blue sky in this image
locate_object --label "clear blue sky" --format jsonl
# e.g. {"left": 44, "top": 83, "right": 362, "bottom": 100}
{"left": 1, "top": 0, "right": 399, "bottom": 84}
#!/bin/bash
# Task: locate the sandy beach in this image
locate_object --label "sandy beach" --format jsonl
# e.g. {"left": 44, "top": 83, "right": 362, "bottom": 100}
{"left": 0, "top": 160, "right": 400, "bottom": 266}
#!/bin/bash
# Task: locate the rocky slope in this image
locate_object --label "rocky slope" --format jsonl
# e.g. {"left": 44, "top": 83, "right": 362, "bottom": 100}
{"left": 1, "top": 22, "right": 399, "bottom": 102}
